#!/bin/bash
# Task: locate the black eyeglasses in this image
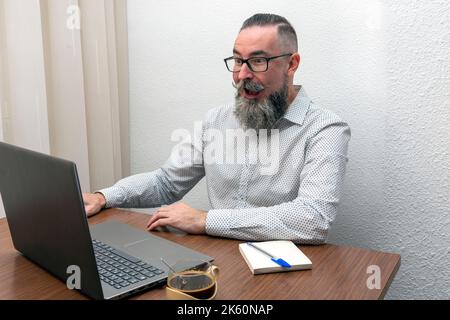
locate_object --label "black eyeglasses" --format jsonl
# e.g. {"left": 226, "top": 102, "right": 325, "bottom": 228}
{"left": 224, "top": 53, "right": 292, "bottom": 72}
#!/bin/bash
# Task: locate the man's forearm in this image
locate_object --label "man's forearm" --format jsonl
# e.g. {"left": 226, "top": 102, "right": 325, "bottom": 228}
{"left": 205, "top": 198, "right": 337, "bottom": 245}
{"left": 98, "top": 170, "right": 178, "bottom": 209}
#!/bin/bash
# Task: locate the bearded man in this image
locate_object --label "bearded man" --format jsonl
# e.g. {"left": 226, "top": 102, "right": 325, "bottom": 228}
{"left": 83, "top": 13, "right": 351, "bottom": 245}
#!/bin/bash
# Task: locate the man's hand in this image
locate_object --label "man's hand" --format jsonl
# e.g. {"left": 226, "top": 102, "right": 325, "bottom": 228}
{"left": 83, "top": 192, "right": 106, "bottom": 217}
{"left": 146, "top": 202, "right": 207, "bottom": 234}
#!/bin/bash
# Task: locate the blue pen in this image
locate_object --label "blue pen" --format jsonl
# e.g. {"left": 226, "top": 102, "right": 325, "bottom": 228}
{"left": 246, "top": 242, "right": 292, "bottom": 268}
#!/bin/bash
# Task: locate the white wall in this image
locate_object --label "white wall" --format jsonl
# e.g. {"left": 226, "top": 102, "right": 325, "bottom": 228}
{"left": 127, "top": 0, "right": 450, "bottom": 299}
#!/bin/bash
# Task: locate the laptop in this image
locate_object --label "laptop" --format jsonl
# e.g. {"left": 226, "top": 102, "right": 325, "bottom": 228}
{"left": 0, "top": 141, "right": 213, "bottom": 300}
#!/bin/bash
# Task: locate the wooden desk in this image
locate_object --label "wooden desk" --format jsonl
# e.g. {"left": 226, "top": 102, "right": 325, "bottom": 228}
{"left": 0, "top": 209, "right": 400, "bottom": 300}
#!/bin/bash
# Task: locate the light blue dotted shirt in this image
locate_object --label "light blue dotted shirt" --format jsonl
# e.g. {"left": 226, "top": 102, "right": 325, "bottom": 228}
{"left": 99, "top": 86, "right": 351, "bottom": 244}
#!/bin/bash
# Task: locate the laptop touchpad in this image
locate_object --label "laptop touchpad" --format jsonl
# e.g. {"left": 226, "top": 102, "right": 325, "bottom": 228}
{"left": 124, "top": 237, "right": 203, "bottom": 267}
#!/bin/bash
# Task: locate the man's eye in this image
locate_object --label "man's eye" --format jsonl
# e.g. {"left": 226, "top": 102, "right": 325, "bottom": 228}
{"left": 251, "top": 58, "right": 266, "bottom": 65}
{"left": 234, "top": 58, "right": 243, "bottom": 65}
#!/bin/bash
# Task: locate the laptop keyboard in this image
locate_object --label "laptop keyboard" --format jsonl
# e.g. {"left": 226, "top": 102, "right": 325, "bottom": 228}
{"left": 92, "top": 239, "right": 165, "bottom": 290}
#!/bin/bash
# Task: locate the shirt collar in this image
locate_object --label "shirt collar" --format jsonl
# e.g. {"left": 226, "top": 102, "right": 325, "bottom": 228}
{"left": 282, "top": 85, "right": 311, "bottom": 126}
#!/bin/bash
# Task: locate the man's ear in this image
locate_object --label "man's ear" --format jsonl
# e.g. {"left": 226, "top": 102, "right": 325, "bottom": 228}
{"left": 287, "top": 53, "right": 301, "bottom": 77}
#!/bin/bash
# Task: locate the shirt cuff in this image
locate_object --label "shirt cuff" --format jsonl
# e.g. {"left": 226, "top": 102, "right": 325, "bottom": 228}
{"left": 205, "top": 208, "right": 237, "bottom": 237}
{"left": 96, "top": 186, "right": 126, "bottom": 208}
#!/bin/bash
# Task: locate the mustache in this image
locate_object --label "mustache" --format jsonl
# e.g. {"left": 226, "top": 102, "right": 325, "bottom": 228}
{"left": 232, "top": 80, "right": 265, "bottom": 93}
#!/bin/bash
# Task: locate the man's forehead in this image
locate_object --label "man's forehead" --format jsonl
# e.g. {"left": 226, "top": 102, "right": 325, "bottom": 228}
{"left": 233, "top": 26, "right": 279, "bottom": 56}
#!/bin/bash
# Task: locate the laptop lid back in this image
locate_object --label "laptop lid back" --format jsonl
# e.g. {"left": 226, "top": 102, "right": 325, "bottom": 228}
{"left": 0, "top": 142, "right": 103, "bottom": 299}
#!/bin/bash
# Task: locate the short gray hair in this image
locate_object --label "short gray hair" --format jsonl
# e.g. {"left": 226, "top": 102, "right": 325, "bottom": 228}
{"left": 240, "top": 13, "right": 298, "bottom": 52}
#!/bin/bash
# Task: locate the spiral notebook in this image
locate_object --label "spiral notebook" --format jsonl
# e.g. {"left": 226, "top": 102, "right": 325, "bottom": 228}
{"left": 239, "top": 241, "right": 312, "bottom": 275}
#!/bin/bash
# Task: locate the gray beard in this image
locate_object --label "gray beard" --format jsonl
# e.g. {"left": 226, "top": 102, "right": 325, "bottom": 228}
{"left": 234, "top": 79, "right": 289, "bottom": 131}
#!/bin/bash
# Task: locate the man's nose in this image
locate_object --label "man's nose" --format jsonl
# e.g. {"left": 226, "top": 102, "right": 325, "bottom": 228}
{"left": 237, "top": 62, "right": 254, "bottom": 81}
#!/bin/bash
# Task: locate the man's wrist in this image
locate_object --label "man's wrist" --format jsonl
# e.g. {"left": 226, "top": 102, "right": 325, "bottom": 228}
{"left": 95, "top": 192, "right": 107, "bottom": 209}
{"left": 200, "top": 210, "right": 207, "bottom": 234}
